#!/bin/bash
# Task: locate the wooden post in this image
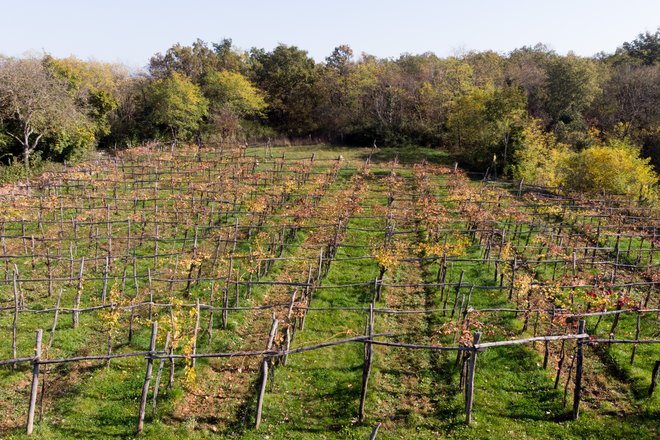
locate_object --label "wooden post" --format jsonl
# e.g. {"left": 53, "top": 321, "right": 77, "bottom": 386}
{"left": 26, "top": 329, "right": 43, "bottom": 435}
{"left": 317, "top": 248, "right": 324, "bottom": 287}
{"left": 509, "top": 257, "right": 517, "bottom": 300}
{"left": 102, "top": 255, "right": 110, "bottom": 303}
{"left": 147, "top": 268, "right": 153, "bottom": 322}
{"left": 12, "top": 270, "right": 19, "bottom": 368}
{"left": 191, "top": 299, "right": 201, "bottom": 369}
{"left": 223, "top": 257, "right": 233, "bottom": 329}
{"left": 152, "top": 332, "right": 170, "bottom": 417}
{"left": 255, "top": 315, "right": 278, "bottom": 429}
{"left": 48, "top": 288, "right": 64, "bottom": 349}
{"left": 611, "top": 232, "right": 621, "bottom": 283}
{"left": 282, "top": 290, "right": 298, "bottom": 366}
{"left": 137, "top": 322, "right": 158, "bottom": 434}
{"left": 572, "top": 319, "right": 585, "bottom": 420}
{"left": 207, "top": 280, "right": 215, "bottom": 343}
{"left": 646, "top": 360, "right": 660, "bottom": 397}
{"left": 591, "top": 221, "right": 601, "bottom": 265}
{"left": 465, "top": 331, "right": 481, "bottom": 425}
{"left": 451, "top": 270, "right": 465, "bottom": 319}
{"left": 359, "top": 304, "right": 374, "bottom": 422}
{"left": 630, "top": 301, "right": 642, "bottom": 365}
{"left": 370, "top": 422, "right": 382, "bottom": 439}
{"left": 72, "top": 256, "right": 85, "bottom": 328}
{"left": 572, "top": 251, "right": 577, "bottom": 277}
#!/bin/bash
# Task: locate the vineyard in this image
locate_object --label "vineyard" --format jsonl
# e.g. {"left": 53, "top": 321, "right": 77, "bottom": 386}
{"left": 0, "top": 143, "right": 658, "bottom": 439}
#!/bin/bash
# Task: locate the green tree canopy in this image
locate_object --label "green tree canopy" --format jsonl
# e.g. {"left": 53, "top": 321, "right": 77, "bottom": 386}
{"left": 44, "top": 56, "right": 121, "bottom": 138}
{"left": 250, "top": 44, "right": 320, "bottom": 136}
{"left": 615, "top": 28, "right": 660, "bottom": 66}
{"left": 203, "top": 70, "right": 266, "bottom": 118}
{"left": 202, "top": 70, "right": 267, "bottom": 139}
{"left": 0, "top": 56, "right": 91, "bottom": 165}
{"left": 512, "top": 119, "right": 571, "bottom": 187}
{"left": 149, "top": 39, "right": 245, "bottom": 83}
{"left": 544, "top": 55, "right": 602, "bottom": 126}
{"left": 146, "top": 72, "right": 208, "bottom": 142}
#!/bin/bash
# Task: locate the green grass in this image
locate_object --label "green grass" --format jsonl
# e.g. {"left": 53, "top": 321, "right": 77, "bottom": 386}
{"left": 1, "top": 144, "right": 658, "bottom": 439}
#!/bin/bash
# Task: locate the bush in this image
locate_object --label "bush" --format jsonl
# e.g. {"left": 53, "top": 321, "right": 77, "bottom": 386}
{"left": 562, "top": 140, "right": 658, "bottom": 196}
{"left": 512, "top": 120, "right": 571, "bottom": 188}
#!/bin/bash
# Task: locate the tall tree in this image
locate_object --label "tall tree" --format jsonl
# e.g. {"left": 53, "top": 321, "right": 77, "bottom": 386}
{"left": 44, "top": 56, "right": 121, "bottom": 139}
{"left": 149, "top": 39, "right": 221, "bottom": 83}
{"left": 325, "top": 45, "right": 354, "bottom": 75}
{"left": 505, "top": 44, "right": 554, "bottom": 122}
{"left": 250, "top": 44, "right": 320, "bottom": 136}
{"left": 202, "top": 70, "right": 267, "bottom": 139}
{"left": 485, "top": 84, "right": 528, "bottom": 173}
{"left": 146, "top": 72, "right": 208, "bottom": 143}
{"left": 212, "top": 38, "right": 246, "bottom": 73}
{"left": 615, "top": 28, "right": 660, "bottom": 66}
{"left": 543, "top": 54, "right": 602, "bottom": 145}
{"left": 0, "top": 57, "right": 89, "bottom": 165}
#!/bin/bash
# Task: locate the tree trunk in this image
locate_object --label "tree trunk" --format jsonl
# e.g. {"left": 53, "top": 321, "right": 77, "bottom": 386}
{"left": 23, "top": 150, "right": 29, "bottom": 166}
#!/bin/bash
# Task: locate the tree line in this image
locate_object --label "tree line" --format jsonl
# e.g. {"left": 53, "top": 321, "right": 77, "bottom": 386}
{"left": 0, "top": 30, "right": 658, "bottom": 196}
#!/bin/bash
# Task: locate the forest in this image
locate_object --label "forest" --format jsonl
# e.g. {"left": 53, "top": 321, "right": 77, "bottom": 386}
{"left": 1, "top": 30, "right": 659, "bottom": 197}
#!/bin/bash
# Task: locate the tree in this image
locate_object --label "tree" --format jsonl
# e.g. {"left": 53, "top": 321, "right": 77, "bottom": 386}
{"left": 202, "top": 70, "right": 267, "bottom": 139}
{"left": 249, "top": 44, "right": 320, "bottom": 136}
{"left": 505, "top": 44, "right": 554, "bottom": 122}
{"left": 325, "top": 45, "right": 354, "bottom": 76}
{"left": 615, "top": 28, "right": 660, "bottom": 66}
{"left": 44, "top": 56, "right": 121, "bottom": 139}
{"left": 212, "top": 38, "right": 246, "bottom": 73}
{"left": 595, "top": 64, "right": 659, "bottom": 129}
{"left": 146, "top": 72, "right": 208, "bottom": 142}
{"left": 543, "top": 55, "right": 602, "bottom": 145}
{"left": 150, "top": 39, "right": 222, "bottom": 83}
{"left": 350, "top": 57, "right": 406, "bottom": 144}
{"left": 464, "top": 50, "right": 506, "bottom": 88}
{"left": 511, "top": 119, "right": 571, "bottom": 188}
{"left": 446, "top": 87, "right": 494, "bottom": 160}
{"left": 203, "top": 70, "right": 266, "bottom": 117}
{"left": 106, "top": 75, "right": 150, "bottom": 147}
{"left": 446, "top": 84, "right": 526, "bottom": 171}
{"left": 485, "top": 84, "right": 527, "bottom": 174}
{"left": 0, "top": 57, "right": 89, "bottom": 165}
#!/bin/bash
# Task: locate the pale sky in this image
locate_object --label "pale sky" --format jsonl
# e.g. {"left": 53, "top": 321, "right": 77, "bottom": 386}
{"left": 1, "top": 0, "right": 658, "bottom": 69}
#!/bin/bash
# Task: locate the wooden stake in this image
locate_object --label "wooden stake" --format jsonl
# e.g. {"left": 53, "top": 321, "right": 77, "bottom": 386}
{"left": 465, "top": 331, "right": 481, "bottom": 425}
{"left": 72, "top": 257, "right": 85, "bottom": 328}
{"left": 12, "top": 270, "right": 19, "bottom": 368}
{"left": 255, "top": 315, "right": 278, "bottom": 430}
{"left": 26, "top": 329, "right": 43, "bottom": 435}
{"left": 630, "top": 301, "right": 642, "bottom": 365}
{"left": 359, "top": 304, "right": 374, "bottom": 422}
{"left": 572, "top": 320, "right": 586, "bottom": 420}
{"left": 450, "top": 270, "right": 465, "bottom": 319}
{"left": 152, "top": 332, "right": 170, "bottom": 417}
{"left": 191, "top": 299, "right": 201, "bottom": 368}
{"left": 650, "top": 360, "right": 660, "bottom": 397}
{"left": 148, "top": 268, "right": 153, "bottom": 321}
{"left": 370, "top": 422, "right": 382, "bottom": 439}
{"left": 102, "top": 256, "right": 110, "bottom": 303}
{"left": 137, "top": 322, "right": 158, "bottom": 434}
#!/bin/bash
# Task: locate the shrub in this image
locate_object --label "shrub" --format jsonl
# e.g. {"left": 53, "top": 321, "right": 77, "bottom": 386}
{"left": 562, "top": 140, "right": 658, "bottom": 196}
{"left": 512, "top": 120, "right": 571, "bottom": 188}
